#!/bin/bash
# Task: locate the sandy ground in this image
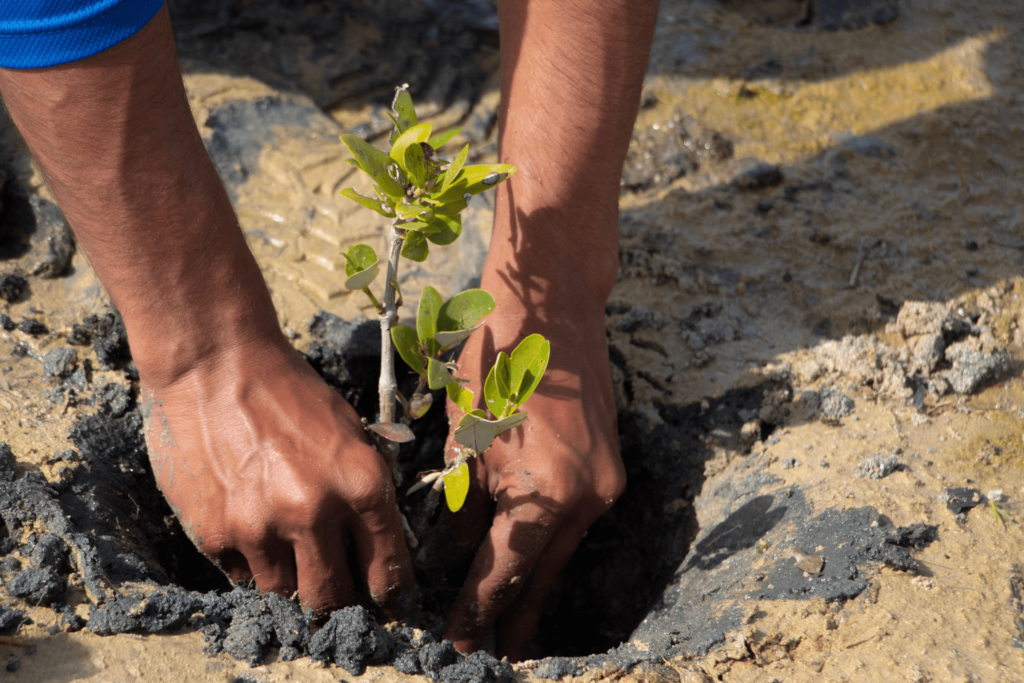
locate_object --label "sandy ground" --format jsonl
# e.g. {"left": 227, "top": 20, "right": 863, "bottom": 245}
{"left": 2, "top": 0, "right": 1024, "bottom": 681}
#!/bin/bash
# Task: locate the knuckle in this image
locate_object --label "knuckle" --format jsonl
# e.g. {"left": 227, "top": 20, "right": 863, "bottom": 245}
{"left": 597, "top": 466, "right": 627, "bottom": 505}
{"left": 341, "top": 461, "right": 394, "bottom": 515}
{"left": 227, "top": 512, "right": 271, "bottom": 549}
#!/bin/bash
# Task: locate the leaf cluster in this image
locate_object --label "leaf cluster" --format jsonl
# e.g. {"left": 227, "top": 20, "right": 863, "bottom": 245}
{"left": 339, "top": 88, "right": 515, "bottom": 272}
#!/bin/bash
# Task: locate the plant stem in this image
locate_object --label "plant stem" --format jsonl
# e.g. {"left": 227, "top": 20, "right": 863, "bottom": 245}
{"left": 377, "top": 221, "right": 406, "bottom": 483}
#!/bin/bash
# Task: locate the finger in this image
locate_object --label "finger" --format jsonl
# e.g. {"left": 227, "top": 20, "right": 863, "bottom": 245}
{"left": 233, "top": 537, "right": 298, "bottom": 597}
{"left": 443, "top": 494, "right": 559, "bottom": 652}
{"left": 346, "top": 466, "right": 417, "bottom": 620}
{"left": 495, "top": 522, "right": 587, "bottom": 661}
{"left": 293, "top": 519, "right": 354, "bottom": 615}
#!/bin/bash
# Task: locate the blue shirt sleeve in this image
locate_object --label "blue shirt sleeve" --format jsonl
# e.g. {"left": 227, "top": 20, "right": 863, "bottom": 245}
{"left": 0, "top": 0, "right": 165, "bottom": 69}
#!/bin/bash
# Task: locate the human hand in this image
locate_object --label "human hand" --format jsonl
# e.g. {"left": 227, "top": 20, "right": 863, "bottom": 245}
{"left": 436, "top": 297, "right": 625, "bottom": 660}
{"left": 141, "top": 335, "right": 414, "bottom": 616}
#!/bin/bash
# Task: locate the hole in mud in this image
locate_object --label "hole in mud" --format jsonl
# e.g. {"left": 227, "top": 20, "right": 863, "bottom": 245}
{"left": 6, "top": 309, "right": 785, "bottom": 662}
{"left": 161, "top": 315, "right": 783, "bottom": 659}
{"left": 532, "top": 386, "right": 779, "bottom": 658}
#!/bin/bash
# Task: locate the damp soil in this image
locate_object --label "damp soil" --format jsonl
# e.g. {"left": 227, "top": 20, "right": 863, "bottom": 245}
{"left": 3, "top": 0, "right": 1024, "bottom": 681}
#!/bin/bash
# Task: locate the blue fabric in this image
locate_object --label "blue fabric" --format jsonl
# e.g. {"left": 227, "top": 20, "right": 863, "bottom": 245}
{"left": 0, "top": 1, "right": 164, "bottom": 69}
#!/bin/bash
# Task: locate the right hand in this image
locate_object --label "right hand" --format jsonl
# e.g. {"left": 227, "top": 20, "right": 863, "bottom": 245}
{"left": 141, "top": 335, "right": 414, "bottom": 616}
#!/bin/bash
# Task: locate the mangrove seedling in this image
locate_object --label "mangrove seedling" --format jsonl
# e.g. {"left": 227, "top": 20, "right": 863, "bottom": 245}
{"left": 337, "top": 86, "right": 550, "bottom": 530}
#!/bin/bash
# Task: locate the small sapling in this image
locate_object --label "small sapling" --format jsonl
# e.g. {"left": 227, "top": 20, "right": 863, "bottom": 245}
{"left": 338, "top": 86, "right": 550, "bottom": 528}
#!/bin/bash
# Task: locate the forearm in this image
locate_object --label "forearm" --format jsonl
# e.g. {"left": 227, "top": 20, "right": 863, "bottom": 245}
{"left": 0, "top": 6, "right": 279, "bottom": 387}
{"left": 488, "top": 0, "right": 659, "bottom": 322}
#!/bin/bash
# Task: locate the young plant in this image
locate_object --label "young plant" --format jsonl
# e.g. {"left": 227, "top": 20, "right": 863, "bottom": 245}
{"left": 338, "top": 86, "right": 550, "bottom": 520}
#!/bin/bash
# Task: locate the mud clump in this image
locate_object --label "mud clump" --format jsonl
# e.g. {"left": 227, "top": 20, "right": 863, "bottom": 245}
{"left": 0, "top": 605, "right": 25, "bottom": 633}
{"left": 416, "top": 639, "right": 460, "bottom": 676}
{"left": 308, "top": 605, "right": 395, "bottom": 675}
{"left": 67, "top": 312, "right": 131, "bottom": 369}
{"left": 89, "top": 586, "right": 201, "bottom": 635}
{"left": 941, "top": 487, "right": 984, "bottom": 514}
{"left": 16, "top": 318, "right": 46, "bottom": 336}
{"left": 797, "top": 299, "right": 1012, "bottom": 402}
{"left": 855, "top": 454, "right": 903, "bottom": 479}
{"left": 534, "top": 657, "right": 581, "bottom": 681}
{"left": 941, "top": 339, "right": 1010, "bottom": 394}
{"left": 26, "top": 197, "right": 75, "bottom": 278}
{"left": 0, "top": 272, "right": 27, "bottom": 302}
{"left": 438, "top": 650, "right": 514, "bottom": 683}
{"left": 817, "top": 386, "right": 855, "bottom": 423}
{"left": 6, "top": 567, "right": 64, "bottom": 605}
{"left": 217, "top": 589, "right": 311, "bottom": 665}
{"left": 42, "top": 347, "right": 78, "bottom": 380}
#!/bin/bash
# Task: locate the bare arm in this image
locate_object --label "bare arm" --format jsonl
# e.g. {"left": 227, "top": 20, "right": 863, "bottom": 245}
{"left": 441, "top": 0, "right": 659, "bottom": 659}
{"left": 0, "top": 6, "right": 413, "bottom": 616}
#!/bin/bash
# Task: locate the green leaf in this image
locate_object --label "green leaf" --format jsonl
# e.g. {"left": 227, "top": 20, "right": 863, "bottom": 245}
{"left": 342, "top": 244, "right": 378, "bottom": 277}
{"left": 440, "top": 145, "right": 469, "bottom": 195}
{"left": 391, "top": 324, "right": 425, "bottom": 376}
{"left": 491, "top": 411, "right": 529, "bottom": 436}
{"left": 399, "top": 220, "right": 433, "bottom": 233}
{"left": 432, "top": 197, "right": 469, "bottom": 217}
{"left": 454, "top": 413, "right": 497, "bottom": 453}
{"left": 401, "top": 230, "right": 429, "bottom": 262}
{"left": 340, "top": 188, "right": 395, "bottom": 217}
{"left": 427, "top": 356, "right": 451, "bottom": 390}
{"left": 443, "top": 460, "right": 470, "bottom": 512}
{"left": 429, "top": 128, "right": 461, "bottom": 149}
{"left": 404, "top": 142, "right": 427, "bottom": 188}
{"left": 510, "top": 335, "right": 550, "bottom": 408}
{"left": 434, "top": 324, "right": 482, "bottom": 350}
{"left": 386, "top": 112, "right": 402, "bottom": 145}
{"left": 344, "top": 263, "right": 380, "bottom": 290}
{"left": 395, "top": 202, "right": 433, "bottom": 220}
{"left": 494, "top": 352, "right": 511, "bottom": 400}
{"left": 436, "top": 163, "right": 516, "bottom": 203}
{"left": 452, "top": 412, "right": 528, "bottom": 453}
{"left": 437, "top": 289, "right": 496, "bottom": 332}
{"left": 509, "top": 334, "right": 548, "bottom": 397}
{"left": 390, "top": 123, "right": 433, "bottom": 173}
{"left": 339, "top": 134, "right": 406, "bottom": 198}
{"left": 392, "top": 88, "right": 418, "bottom": 132}
{"left": 417, "top": 286, "right": 443, "bottom": 355}
{"left": 446, "top": 383, "right": 475, "bottom": 414}
{"left": 483, "top": 364, "right": 510, "bottom": 420}
{"left": 425, "top": 213, "right": 461, "bottom": 246}
{"left": 345, "top": 158, "right": 363, "bottom": 171}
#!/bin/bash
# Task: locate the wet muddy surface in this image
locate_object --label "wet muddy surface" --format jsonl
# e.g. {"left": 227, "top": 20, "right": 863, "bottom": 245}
{"left": 2, "top": 0, "right": 1024, "bottom": 681}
